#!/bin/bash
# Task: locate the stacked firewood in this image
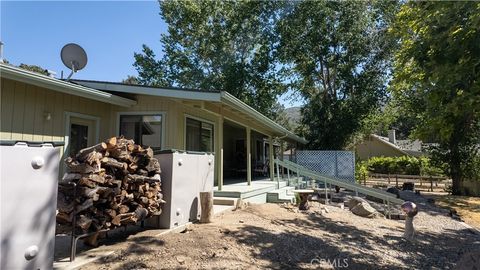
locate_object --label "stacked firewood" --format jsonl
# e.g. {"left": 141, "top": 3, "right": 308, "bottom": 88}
{"left": 56, "top": 137, "right": 164, "bottom": 235}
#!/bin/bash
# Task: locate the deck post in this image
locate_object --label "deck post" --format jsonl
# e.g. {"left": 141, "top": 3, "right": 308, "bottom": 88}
{"left": 246, "top": 127, "right": 252, "bottom": 186}
{"left": 217, "top": 116, "right": 224, "bottom": 191}
{"left": 325, "top": 182, "right": 328, "bottom": 204}
{"left": 269, "top": 136, "right": 274, "bottom": 181}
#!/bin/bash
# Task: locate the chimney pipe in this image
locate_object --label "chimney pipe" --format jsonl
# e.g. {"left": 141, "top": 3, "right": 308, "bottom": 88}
{"left": 0, "top": 41, "right": 4, "bottom": 63}
{"left": 388, "top": 129, "right": 396, "bottom": 144}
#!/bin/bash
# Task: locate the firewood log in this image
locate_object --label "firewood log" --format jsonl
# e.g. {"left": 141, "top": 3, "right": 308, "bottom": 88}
{"left": 65, "top": 157, "right": 102, "bottom": 174}
{"left": 76, "top": 215, "right": 92, "bottom": 231}
{"left": 76, "top": 142, "right": 107, "bottom": 161}
{"left": 125, "top": 174, "right": 161, "bottom": 184}
{"left": 57, "top": 192, "right": 74, "bottom": 213}
{"left": 118, "top": 204, "right": 130, "bottom": 214}
{"left": 80, "top": 174, "right": 106, "bottom": 185}
{"left": 111, "top": 213, "right": 136, "bottom": 226}
{"left": 134, "top": 207, "right": 148, "bottom": 220}
{"left": 56, "top": 211, "right": 73, "bottom": 224}
{"left": 62, "top": 173, "right": 82, "bottom": 182}
{"left": 105, "top": 137, "right": 117, "bottom": 149}
{"left": 100, "top": 157, "right": 127, "bottom": 170}
{"left": 76, "top": 199, "right": 94, "bottom": 214}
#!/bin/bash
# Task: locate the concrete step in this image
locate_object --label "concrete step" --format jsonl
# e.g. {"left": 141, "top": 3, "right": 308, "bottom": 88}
{"left": 213, "top": 197, "right": 238, "bottom": 206}
{"left": 267, "top": 186, "right": 296, "bottom": 203}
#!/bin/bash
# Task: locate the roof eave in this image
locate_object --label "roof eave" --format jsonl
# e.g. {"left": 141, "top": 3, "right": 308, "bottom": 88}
{"left": 0, "top": 64, "right": 136, "bottom": 107}
{"left": 73, "top": 80, "right": 222, "bottom": 102}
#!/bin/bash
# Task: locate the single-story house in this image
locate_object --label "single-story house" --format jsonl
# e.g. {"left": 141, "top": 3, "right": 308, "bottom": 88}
{"left": 0, "top": 63, "right": 307, "bottom": 190}
{"left": 354, "top": 130, "right": 425, "bottom": 160}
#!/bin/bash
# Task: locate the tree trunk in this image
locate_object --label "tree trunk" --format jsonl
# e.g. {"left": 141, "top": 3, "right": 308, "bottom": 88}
{"left": 200, "top": 191, "right": 213, "bottom": 223}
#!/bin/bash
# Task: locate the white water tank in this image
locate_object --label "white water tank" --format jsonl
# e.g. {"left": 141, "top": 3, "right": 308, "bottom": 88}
{"left": 0, "top": 141, "right": 61, "bottom": 270}
{"left": 148, "top": 150, "right": 214, "bottom": 229}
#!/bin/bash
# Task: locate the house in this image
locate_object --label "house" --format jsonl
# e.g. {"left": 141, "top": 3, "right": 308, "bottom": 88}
{"left": 354, "top": 130, "right": 425, "bottom": 160}
{"left": 0, "top": 63, "right": 307, "bottom": 192}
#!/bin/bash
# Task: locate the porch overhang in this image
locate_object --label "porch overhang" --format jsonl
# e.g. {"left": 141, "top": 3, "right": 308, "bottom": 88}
{"left": 72, "top": 79, "right": 307, "bottom": 145}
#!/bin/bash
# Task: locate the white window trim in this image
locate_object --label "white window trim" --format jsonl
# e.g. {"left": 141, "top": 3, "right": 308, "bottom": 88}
{"left": 64, "top": 111, "right": 101, "bottom": 157}
{"left": 184, "top": 114, "right": 216, "bottom": 152}
{"left": 116, "top": 111, "right": 166, "bottom": 149}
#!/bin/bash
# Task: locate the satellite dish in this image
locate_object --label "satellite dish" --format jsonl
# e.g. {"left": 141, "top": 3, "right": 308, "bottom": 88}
{"left": 61, "top": 43, "right": 87, "bottom": 80}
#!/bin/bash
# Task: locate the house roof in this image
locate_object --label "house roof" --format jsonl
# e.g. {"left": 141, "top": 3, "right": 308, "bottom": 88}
{"left": 0, "top": 63, "right": 137, "bottom": 107}
{"left": 72, "top": 79, "right": 308, "bottom": 144}
{"left": 372, "top": 134, "right": 424, "bottom": 157}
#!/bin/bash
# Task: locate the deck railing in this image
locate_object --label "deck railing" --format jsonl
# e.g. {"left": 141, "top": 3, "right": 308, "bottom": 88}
{"left": 274, "top": 158, "right": 404, "bottom": 207}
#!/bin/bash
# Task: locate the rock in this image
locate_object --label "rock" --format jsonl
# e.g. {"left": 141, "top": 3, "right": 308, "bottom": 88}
{"left": 346, "top": 196, "right": 368, "bottom": 209}
{"left": 176, "top": 255, "right": 186, "bottom": 264}
{"left": 239, "top": 220, "right": 244, "bottom": 223}
{"left": 386, "top": 187, "right": 400, "bottom": 198}
{"left": 402, "top": 182, "right": 415, "bottom": 191}
{"left": 351, "top": 201, "right": 377, "bottom": 218}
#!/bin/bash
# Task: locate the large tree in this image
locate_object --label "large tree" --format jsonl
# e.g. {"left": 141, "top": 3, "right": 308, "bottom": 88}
{"left": 391, "top": 2, "right": 480, "bottom": 194}
{"left": 134, "top": 0, "right": 285, "bottom": 118}
{"left": 277, "top": 1, "right": 399, "bottom": 149}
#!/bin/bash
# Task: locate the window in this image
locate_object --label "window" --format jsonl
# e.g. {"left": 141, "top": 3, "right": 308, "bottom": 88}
{"left": 69, "top": 124, "right": 89, "bottom": 156}
{"left": 119, "top": 114, "right": 163, "bottom": 151}
{"left": 186, "top": 117, "right": 214, "bottom": 152}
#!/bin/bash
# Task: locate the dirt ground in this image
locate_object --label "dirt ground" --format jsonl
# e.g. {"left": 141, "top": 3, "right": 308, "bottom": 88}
{"left": 426, "top": 194, "right": 480, "bottom": 229}
{"left": 79, "top": 193, "right": 480, "bottom": 270}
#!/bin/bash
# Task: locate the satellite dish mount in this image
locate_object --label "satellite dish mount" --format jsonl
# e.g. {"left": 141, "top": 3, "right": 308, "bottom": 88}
{"left": 61, "top": 43, "right": 87, "bottom": 80}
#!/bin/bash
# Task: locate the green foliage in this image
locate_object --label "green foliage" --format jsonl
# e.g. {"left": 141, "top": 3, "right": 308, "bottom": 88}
{"left": 134, "top": 0, "right": 285, "bottom": 119}
{"left": 355, "top": 161, "right": 368, "bottom": 183}
{"left": 122, "top": 75, "right": 139, "bottom": 85}
{"left": 364, "top": 156, "right": 444, "bottom": 176}
{"left": 277, "top": 1, "right": 399, "bottom": 149}
{"left": 18, "top": 63, "right": 48, "bottom": 75}
{"left": 390, "top": 2, "right": 480, "bottom": 194}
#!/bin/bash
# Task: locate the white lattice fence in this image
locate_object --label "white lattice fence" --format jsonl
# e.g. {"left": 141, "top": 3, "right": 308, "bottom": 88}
{"left": 294, "top": 150, "right": 355, "bottom": 182}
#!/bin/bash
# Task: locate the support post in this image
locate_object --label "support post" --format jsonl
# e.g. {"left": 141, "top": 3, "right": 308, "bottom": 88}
{"left": 216, "top": 116, "right": 224, "bottom": 190}
{"left": 200, "top": 191, "right": 213, "bottom": 223}
{"left": 280, "top": 141, "right": 285, "bottom": 179}
{"left": 276, "top": 161, "right": 280, "bottom": 189}
{"left": 246, "top": 127, "right": 251, "bottom": 186}
{"left": 325, "top": 182, "right": 328, "bottom": 204}
{"left": 269, "top": 136, "right": 274, "bottom": 181}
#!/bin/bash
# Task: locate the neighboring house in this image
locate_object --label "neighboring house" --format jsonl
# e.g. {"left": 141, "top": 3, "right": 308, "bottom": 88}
{"left": 355, "top": 130, "right": 425, "bottom": 160}
{"left": 0, "top": 63, "right": 307, "bottom": 190}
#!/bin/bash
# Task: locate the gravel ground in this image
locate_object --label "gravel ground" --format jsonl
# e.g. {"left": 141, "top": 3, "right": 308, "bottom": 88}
{"left": 79, "top": 191, "right": 480, "bottom": 270}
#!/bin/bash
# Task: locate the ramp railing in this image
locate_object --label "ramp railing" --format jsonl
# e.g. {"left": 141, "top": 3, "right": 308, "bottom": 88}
{"left": 274, "top": 158, "right": 404, "bottom": 206}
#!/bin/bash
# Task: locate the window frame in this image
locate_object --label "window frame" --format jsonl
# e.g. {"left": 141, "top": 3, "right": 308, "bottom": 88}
{"left": 64, "top": 111, "right": 100, "bottom": 157}
{"left": 184, "top": 114, "right": 216, "bottom": 153}
{"left": 116, "top": 111, "right": 166, "bottom": 150}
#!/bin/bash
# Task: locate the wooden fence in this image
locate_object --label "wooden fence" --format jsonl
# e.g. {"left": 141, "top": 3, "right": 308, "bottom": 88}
{"left": 362, "top": 173, "right": 451, "bottom": 192}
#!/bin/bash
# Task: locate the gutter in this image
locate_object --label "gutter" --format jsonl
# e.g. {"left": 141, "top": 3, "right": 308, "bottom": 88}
{"left": 220, "top": 92, "right": 308, "bottom": 144}
{"left": 0, "top": 63, "right": 137, "bottom": 107}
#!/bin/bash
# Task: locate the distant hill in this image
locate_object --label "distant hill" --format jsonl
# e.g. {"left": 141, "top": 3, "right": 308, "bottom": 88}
{"left": 285, "top": 107, "right": 301, "bottom": 128}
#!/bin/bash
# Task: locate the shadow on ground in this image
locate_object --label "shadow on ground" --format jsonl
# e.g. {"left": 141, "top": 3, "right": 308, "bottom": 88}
{"left": 230, "top": 207, "right": 480, "bottom": 269}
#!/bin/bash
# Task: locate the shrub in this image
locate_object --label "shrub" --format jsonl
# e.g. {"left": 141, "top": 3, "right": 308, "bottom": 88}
{"left": 355, "top": 161, "right": 369, "bottom": 183}
{"left": 363, "top": 156, "right": 444, "bottom": 176}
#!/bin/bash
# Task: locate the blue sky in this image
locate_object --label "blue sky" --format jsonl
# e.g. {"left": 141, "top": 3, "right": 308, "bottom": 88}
{"left": 1, "top": 0, "right": 303, "bottom": 107}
